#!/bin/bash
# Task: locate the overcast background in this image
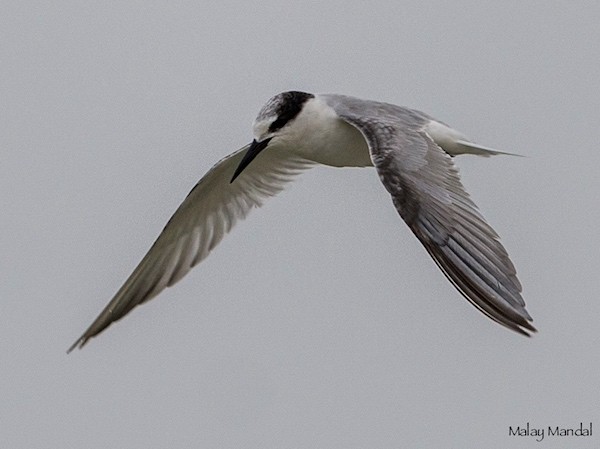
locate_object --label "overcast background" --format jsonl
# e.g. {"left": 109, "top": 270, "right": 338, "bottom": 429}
{"left": 2, "top": 1, "right": 599, "bottom": 448}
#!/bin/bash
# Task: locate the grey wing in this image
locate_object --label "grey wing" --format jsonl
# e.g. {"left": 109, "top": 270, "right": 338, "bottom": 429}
{"left": 332, "top": 100, "right": 535, "bottom": 335}
{"left": 69, "top": 146, "right": 312, "bottom": 351}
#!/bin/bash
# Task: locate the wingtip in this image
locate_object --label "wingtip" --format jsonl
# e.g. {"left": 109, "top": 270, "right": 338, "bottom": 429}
{"left": 66, "top": 336, "right": 87, "bottom": 354}
{"left": 525, "top": 321, "right": 538, "bottom": 336}
{"left": 66, "top": 340, "right": 79, "bottom": 354}
{"left": 515, "top": 317, "right": 537, "bottom": 337}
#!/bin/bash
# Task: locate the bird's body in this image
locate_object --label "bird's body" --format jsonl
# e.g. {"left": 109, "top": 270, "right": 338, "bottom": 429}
{"left": 69, "top": 92, "right": 534, "bottom": 352}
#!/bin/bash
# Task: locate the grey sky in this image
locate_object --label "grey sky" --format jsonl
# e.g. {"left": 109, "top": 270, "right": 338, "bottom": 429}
{"left": 2, "top": 1, "right": 599, "bottom": 448}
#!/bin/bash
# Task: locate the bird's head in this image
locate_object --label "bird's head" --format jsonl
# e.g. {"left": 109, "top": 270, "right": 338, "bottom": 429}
{"left": 230, "top": 91, "right": 314, "bottom": 182}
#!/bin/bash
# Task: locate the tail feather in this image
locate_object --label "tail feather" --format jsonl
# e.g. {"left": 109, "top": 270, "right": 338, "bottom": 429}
{"left": 424, "top": 120, "right": 523, "bottom": 158}
{"left": 455, "top": 140, "right": 524, "bottom": 158}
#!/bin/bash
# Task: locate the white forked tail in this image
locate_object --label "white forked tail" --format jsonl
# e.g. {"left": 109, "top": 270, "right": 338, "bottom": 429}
{"left": 425, "top": 120, "right": 523, "bottom": 157}
{"left": 454, "top": 140, "right": 523, "bottom": 157}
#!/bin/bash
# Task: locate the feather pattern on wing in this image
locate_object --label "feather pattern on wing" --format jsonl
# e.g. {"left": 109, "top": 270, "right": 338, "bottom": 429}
{"left": 69, "top": 146, "right": 312, "bottom": 351}
{"left": 327, "top": 95, "right": 535, "bottom": 335}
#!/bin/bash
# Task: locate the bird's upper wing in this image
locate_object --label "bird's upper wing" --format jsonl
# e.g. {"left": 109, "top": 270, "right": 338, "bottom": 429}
{"left": 69, "top": 146, "right": 312, "bottom": 351}
{"left": 328, "top": 95, "right": 535, "bottom": 335}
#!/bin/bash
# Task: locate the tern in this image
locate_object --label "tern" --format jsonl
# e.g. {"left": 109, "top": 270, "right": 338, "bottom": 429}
{"left": 69, "top": 91, "right": 535, "bottom": 352}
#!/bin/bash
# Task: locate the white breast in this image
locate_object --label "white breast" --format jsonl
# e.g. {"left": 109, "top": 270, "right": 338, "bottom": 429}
{"left": 287, "top": 96, "right": 373, "bottom": 168}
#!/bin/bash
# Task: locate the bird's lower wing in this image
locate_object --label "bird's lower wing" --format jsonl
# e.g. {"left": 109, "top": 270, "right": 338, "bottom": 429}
{"left": 69, "top": 146, "right": 312, "bottom": 351}
{"left": 336, "top": 109, "right": 535, "bottom": 335}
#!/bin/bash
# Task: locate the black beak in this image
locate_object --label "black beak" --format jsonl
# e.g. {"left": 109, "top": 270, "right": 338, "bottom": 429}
{"left": 230, "top": 138, "right": 272, "bottom": 183}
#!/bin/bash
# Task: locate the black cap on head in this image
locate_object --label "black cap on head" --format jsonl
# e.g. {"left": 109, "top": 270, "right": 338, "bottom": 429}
{"left": 265, "top": 91, "right": 314, "bottom": 133}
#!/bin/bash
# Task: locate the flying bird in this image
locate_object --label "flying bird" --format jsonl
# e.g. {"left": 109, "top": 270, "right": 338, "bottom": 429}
{"left": 69, "top": 91, "right": 535, "bottom": 351}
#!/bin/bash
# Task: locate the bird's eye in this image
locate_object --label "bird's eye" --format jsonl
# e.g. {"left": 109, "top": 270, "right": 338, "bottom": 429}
{"left": 268, "top": 117, "right": 288, "bottom": 133}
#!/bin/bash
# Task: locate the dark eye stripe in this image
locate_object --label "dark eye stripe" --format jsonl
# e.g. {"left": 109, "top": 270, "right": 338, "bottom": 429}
{"left": 268, "top": 117, "right": 288, "bottom": 133}
{"left": 267, "top": 91, "right": 314, "bottom": 133}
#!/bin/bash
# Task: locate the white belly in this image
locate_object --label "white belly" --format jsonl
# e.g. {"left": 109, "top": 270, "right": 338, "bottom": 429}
{"left": 287, "top": 96, "right": 373, "bottom": 168}
{"left": 305, "top": 119, "right": 372, "bottom": 167}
